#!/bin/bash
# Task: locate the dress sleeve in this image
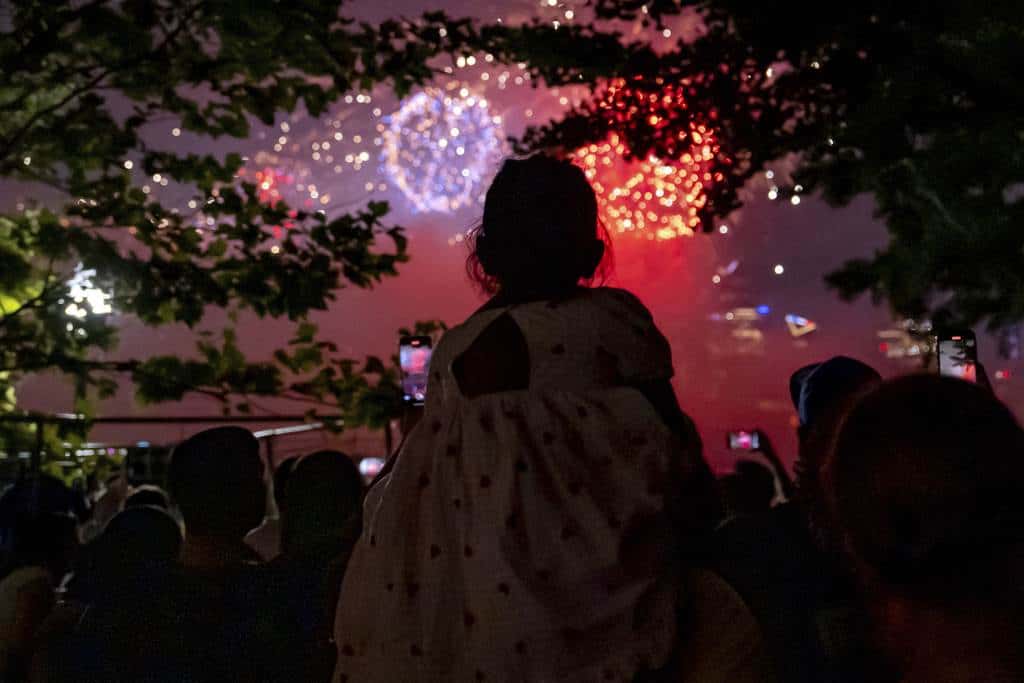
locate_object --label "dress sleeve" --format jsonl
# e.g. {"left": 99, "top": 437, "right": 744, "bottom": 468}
{"left": 423, "top": 330, "right": 455, "bottom": 415}
{"left": 595, "top": 288, "right": 674, "bottom": 384}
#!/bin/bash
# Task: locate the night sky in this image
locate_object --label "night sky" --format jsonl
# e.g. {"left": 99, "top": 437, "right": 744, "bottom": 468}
{"left": 14, "top": 0, "right": 1024, "bottom": 471}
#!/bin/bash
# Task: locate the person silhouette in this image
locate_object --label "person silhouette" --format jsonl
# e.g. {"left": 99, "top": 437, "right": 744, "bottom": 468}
{"left": 827, "top": 375, "right": 1024, "bottom": 683}
{"left": 334, "top": 155, "right": 757, "bottom": 683}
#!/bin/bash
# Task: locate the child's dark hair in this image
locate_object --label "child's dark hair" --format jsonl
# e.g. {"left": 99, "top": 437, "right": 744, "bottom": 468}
{"left": 467, "top": 154, "right": 612, "bottom": 295}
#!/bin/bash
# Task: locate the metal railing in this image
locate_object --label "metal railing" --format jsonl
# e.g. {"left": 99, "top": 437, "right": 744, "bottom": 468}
{"left": 0, "top": 413, "right": 344, "bottom": 474}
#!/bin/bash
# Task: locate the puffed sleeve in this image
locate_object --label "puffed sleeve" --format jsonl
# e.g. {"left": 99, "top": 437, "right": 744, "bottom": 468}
{"left": 593, "top": 288, "right": 674, "bottom": 384}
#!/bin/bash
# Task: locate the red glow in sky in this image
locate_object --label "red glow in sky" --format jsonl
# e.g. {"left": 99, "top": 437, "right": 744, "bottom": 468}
{"left": 239, "top": 166, "right": 302, "bottom": 238}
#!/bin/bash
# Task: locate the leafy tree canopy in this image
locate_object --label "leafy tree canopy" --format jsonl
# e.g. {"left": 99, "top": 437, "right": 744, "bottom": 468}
{"left": 523, "top": 0, "right": 1024, "bottom": 330}
{"left": 0, "top": 0, "right": 636, "bottom": 451}
{"left": 3, "top": 0, "right": 1021, "bottom": 456}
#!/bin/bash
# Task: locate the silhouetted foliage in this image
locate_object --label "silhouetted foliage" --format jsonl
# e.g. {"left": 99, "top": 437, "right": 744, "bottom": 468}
{"left": 521, "top": 1, "right": 1024, "bottom": 329}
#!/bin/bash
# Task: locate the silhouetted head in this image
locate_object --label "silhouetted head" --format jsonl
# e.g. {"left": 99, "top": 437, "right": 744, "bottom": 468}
{"left": 168, "top": 427, "right": 264, "bottom": 542}
{"left": 94, "top": 506, "right": 182, "bottom": 573}
{"left": 0, "top": 473, "right": 87, "bottom": 532}
{"left": 1, "top": 511, "right": 78, "bottom": 580}
{"left": 828, "top": 375, "right": 1024, "bottom": 609}
{"left": 791, "top": 356, "right": 882, "bottom": 437}
{"left": 69, "top": 505, "right": 181, "bottom": 601}
{"left": 281, "top": 450, "right": 363, "bottom": 557}
{"left": 124, "top": 485, "right": 170, "bottom": 510}
{"left": 789, "top": 357, "right": 881, "bottom": 498}
{"left": 273, "top": 456, "right": 299, "bottom": 512}
{"left": 468, "top": 154, "right": 609, "bottom": 296}
{"left": 1, "top": 474, "right": 86, "bottom": 577}
{"left": 719, "top": 459, "right": 776, "bottom": 518}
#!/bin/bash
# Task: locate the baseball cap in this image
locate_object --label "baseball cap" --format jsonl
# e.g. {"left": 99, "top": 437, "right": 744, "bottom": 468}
{"left": 790, "top": 356, "right": 881, "bottom": 428}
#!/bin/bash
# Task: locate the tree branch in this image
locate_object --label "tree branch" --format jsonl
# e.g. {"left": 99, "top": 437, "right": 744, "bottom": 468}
{"left": 0, "top": 1, "right": 205, "bottom": 164}
{"left": 0, "top": 68, "right": 114, "bottom": 163}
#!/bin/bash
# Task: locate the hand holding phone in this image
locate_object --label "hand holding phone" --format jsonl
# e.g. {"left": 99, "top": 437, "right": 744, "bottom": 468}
{"left": 727, "top": 429, "right": 796, "bottom": 500}
{"left": 399, "top": 335, "right": 433, "bottom": 405}
{"left": 937, "top": 331, "right": 978, "bottom": 383}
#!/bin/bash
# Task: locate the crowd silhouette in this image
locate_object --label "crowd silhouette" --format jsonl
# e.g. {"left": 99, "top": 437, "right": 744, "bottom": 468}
{"left": 2, "top": 155, "right": 1022, "bottom": 682}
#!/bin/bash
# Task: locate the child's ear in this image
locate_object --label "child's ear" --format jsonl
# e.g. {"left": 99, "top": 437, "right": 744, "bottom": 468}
{"left": 580, "top": 238, "right": 605, "bottom": 278}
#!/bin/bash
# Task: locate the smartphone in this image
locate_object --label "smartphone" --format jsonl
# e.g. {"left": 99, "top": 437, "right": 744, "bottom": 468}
{"left": 358, "top": 457, "right": 386, "bottom": 483}
{"left": 399, "top": 335, "right": 433, "bottom": 405}
{"left": 937, "top": 331, "right": 978, "bottom": 382}
{"left": 727, "top": 430, "right": 761, "bottom": 451}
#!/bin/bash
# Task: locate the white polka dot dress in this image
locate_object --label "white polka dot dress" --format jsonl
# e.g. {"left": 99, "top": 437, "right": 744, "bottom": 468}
{"left": 334, "top": 288, "right": 702, "bottom": 682}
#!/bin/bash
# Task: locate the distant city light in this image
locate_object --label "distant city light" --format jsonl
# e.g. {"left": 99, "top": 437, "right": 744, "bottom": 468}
{"left": 785, "top": 314, "right": 818, "bottom": 338}
{"left": 64, "top": 264, "right": 113, "bottom": 319}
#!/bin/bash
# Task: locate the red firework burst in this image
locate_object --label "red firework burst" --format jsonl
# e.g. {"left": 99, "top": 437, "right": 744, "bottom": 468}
{"left": 238, "top": 166, "right": 301, "bottom": 239}
{"left": 571, "top": 79, "right": 726, "bottom": 241}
